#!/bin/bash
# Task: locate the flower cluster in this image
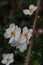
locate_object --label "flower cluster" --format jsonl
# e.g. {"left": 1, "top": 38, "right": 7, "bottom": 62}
{"left": 4, "top": 23, "right": 33, "bottom": 52}
{"left": 1, "top": 4, "right": 37, "bottom": 65}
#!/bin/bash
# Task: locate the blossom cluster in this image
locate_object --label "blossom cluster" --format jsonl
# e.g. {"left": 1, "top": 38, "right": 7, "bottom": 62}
{"left": 4, "top": 23, "right": 33, "bottom": 52}
{"left": 1, "top": 4, "right": 37, "bottom": 65}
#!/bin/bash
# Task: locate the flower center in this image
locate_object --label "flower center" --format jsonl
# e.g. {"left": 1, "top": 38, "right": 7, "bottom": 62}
{"left": 28, "top": 8, "right": 33, "bottom": 13}
{"left": 6, "top": 57, "right": 10, "bottom": 62}
{"left": 23, "top": 32, "right": 28, "bottom": 38}
{"left": 10, "top": 30, "right": 15, "bottom": 36}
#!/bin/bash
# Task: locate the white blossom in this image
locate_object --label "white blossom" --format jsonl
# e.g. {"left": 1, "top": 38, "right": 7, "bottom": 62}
{"left": 4, "top": 23, "right": 21, "bottom": 44}
{"left": 21, "top": 27, "right": 33, "bottom": 43}
{"left": 23, "top": 4, "right": 37, "bottom": 15}
{"left": 1, "top": 53, "right": 14, "bottom": 65}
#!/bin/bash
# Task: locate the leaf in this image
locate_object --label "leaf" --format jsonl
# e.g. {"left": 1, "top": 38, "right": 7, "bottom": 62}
{"left": 34, "top": 60, "right": 39, "bottom": 65}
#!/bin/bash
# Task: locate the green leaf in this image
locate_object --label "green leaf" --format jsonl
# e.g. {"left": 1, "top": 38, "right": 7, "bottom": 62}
{"left": 34, "top": 60, "right": 39, "bottom": 65}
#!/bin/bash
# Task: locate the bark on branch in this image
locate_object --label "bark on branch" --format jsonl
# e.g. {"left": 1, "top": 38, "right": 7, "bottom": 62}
{"left": 9, "top": 0, "right": 16, "bottom": 21}
{"left": 18, "top": 0, "right": 22, "bottom": 9}
{"left": 24, "top": 0, "right": 41, "bottom": 65}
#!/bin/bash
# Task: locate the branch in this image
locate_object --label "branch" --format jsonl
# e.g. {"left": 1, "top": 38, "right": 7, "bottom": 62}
{"left": 24, "top": 0, "right": 41, "bottom": 65}
{"left": 9, "top": 0, "right": 16, "bottom": 21}
{"left": 0, "top": 1, "right": 8, "bottom": 6}
{"left": 30, "top": 0, "right": 33, "bottom": 3}
{"left": 18, "top": 0, "right": 22, "bottom": 9}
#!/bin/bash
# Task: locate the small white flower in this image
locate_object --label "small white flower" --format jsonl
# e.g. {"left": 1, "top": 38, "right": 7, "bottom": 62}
{"left": 9, "top": 27, "right": 21, "bottom": 44}
{"left": 23, "top": 4, "right": 37, "bottom": 15}
{"left": 4, "top": 23, "right": 16, "bottom": 38}
{"left": 1, "top": 53, "right": 14, "bottom": 65}
{"left": 4, "top": 23, "right": 21, "bottom": 44}
{"left": 21, "top": 27, "right": 33, "bottom": 43}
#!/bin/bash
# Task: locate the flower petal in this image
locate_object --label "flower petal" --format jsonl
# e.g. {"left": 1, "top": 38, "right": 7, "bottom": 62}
{"left": 19, "top": 43, "right": 27, "bottom": 52}
{"left": 29, "top": 29, "right": 33, "bottom": 33}
{"left": 20, "top": 37, "right": 26, "bottom": 44}
{"left": 26, "top": 40, "right": 30, "bottom": 45}
{"left": 34, "top": 6, "right": 37, "bottom": 11}
{"left": 9, "top": 23, "right": 15, "bottom": 28}
{"left": 1, "top": 59, "right": 7, "bottom": 64}
{"left": 6, "top": 62, "right": 10, "bottom": 65}
{"left": 23, "top": 27, "right": 28, "bottom": 33}
{"left": 29, "top": 4, "right": 34, "bottom": 9}
{"left": 9, "top": 37, "right": 15, "bottom": 43}
{"left": 23, "top": 9, "right": 30, "bottom": 15}
{"left": 11, "top": 43, "right": 16, "bottom": 47}
{"left": 28, "top": 33, "right": 32, "bottom": 40}
{"left": 10, "top": 53, "right": 14, "bottom": 58}
{"left": 15, "top": 27, "right": 21, "bottom": 41}
{"left": 4, "top": 32, "right": 10, "bottom": 38}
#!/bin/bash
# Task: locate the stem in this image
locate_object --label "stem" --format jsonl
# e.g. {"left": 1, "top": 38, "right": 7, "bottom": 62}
{"left": 30, "top": 0, "right": 33, "bottom": 3}
{"left": 24, "top": 0, "right": 41, "bottom": 65}
{"left": 0, "top": 1, "right": 8, "bottom": 6}
{"left": 18, "top": 0, "right": 22, "bottom": 9}
{"left": 9, "top": 0, "right": 16, "bottom": 21}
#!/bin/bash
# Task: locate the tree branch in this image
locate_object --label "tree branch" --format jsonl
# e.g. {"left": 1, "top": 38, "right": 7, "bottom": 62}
{"left": 24, "top": 0, "right": 41, "bottom": 65}
{"left": 9, "top": 0, "right": 16, "bottom": 21}
{"left": 18, "top": 0, "right": 22, "bottom": 9}
{"left": 0, "top": 1, "right": 8, "bottom": 6}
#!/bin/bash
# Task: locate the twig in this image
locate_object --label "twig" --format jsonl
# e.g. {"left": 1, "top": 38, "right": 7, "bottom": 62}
{"left": 0, "top": 1, "right": 8, "bottom": 6}
{"left": 30, "top": 0, "right": 33, "bottom": 3}
{"left": 18, "top": 0, "right": 22, "bottom": 9}
{"left": 24, "top": 0, "right": 41, "bottom": 65}
{"left": 9, "top": 0, "right": 16, "bottom": 21}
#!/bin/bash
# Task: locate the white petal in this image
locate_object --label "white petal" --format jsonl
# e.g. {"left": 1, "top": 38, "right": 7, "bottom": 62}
{"left": 6, "top": 62, "right": 10, "bottom": 65}
{"left": 20, "top": 37, "right": 26, "bottom": 44}
{"left": 15, "top": 25, "right": 18, "bottom": 29}
{"left": 19, "top": 43, "right": 27, "bottom": 52}
{"left": 1, "top": 59, "right": 7, "bottom": 64}
{"left": 9, "top": 23, "right": 15, "bottom": 28}
{"left": 4, "top": 32, "right": 10, "bottom": 38}
{"left": 29, "top": 29, "right": 33, "bottom": 33}
{"left": 26, "top": 40, "right": 30, "bottom": 45}
{"left": 29, "top": 4, "right": 34, "bottom": 9}
{"left": 16, "top": 27, "right": 21, "bottom": 34}
{"left": 6, "top": 28, "right": 11, "bottom": 32}
{"left": 34, "top": 6, "right": 37, "bottom": 11}
{"left": 23, "top": 27, "right": 28, "bottom": 33}
{"left": 10, "top": 58, "right": 14, "bottom": 63}
{"left": 23, "top": 9, "right": 30, "bottom": 15}
{"left": 15, "top": 28, "right": 21, "bottom": 41}
{"left": 9, "top": 37, "right": 15, "bottom": 43}
{"left": 15, "top": 35, "right": 19, "bottom": 41}
{"left": 28, "top": 33, "right": 32, "bottom": 40}
{"left": 10, "top": 53, "right": 14, "bottom": 58}
{"left": 11, "top": 43, "right": 16, "bottom": 47}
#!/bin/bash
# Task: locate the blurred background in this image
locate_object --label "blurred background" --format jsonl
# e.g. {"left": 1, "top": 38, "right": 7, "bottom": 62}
{"left": 0, "top": 0, "right": 43, "bottom": 65}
